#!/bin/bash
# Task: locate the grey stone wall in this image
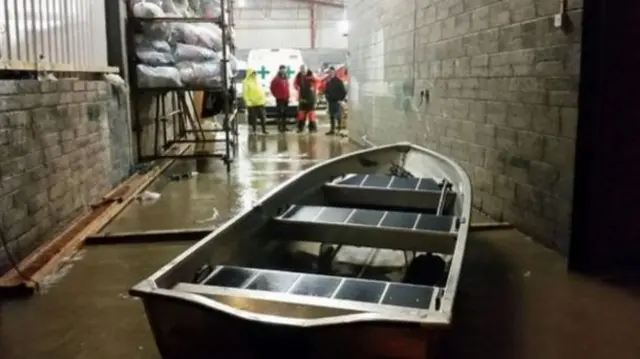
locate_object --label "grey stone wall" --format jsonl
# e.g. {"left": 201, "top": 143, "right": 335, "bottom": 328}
{"left": 107, "top": 93, "right": 134, "bottom": 186}
{"left": 0, "top": 80, "right": 132, "bottom": 274}
{"left": 347, "top": 0, "right": 582, "bottom": 254}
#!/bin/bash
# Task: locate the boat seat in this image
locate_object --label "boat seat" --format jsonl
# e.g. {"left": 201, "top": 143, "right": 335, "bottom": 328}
{"left": 190, "top": 265, "right": 438, "bottom": 311}
{"left": 335, "top": 173, "right": 441, "bottom": 190}
{"left": 323, "top": 174, "right": 456, "bottom": 212}
{"left": 281, "top": 205, "right": 455, "bottom": 231}
{"left": 267, "top": 205, "right": 458, "bottom": 254}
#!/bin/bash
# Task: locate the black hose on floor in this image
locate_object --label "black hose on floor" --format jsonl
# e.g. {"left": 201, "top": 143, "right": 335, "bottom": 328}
{"left": 0, "top": 224, "right": 39, "bottom": 300}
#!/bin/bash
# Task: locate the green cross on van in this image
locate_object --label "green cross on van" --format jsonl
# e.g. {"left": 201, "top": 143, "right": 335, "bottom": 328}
{"left": 257, "top": 65, "right": 270, "bottom": 79}
{"left": 284, "top": 66, "right": 295, "bottom": 77}
{"left": 257, "top": 65, "right": 296, "bottom": 79}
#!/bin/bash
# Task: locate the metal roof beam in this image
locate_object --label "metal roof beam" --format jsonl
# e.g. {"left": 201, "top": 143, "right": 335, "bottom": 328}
{"left": 293, "top": 0, "right": 344, "bottom": 9}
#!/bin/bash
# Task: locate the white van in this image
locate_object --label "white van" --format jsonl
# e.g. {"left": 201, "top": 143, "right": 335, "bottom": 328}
{"left": 247, "top": 48, "right": 305, "bottom": 117}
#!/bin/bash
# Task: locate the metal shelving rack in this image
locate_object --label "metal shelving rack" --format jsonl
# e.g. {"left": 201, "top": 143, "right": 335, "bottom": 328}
{"left": 125, "top": 0, "right": 238, "bottom": 171}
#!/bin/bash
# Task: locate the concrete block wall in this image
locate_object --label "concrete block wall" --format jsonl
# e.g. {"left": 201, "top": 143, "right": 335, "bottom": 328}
{"left": 0, "top": 80, "right": 132, "bottom": 274}
{"left": 347, "top": 0, "right": 582, "bottom": 254}
{"left": 107, "top": 93, "right": 134, "bottom": 186}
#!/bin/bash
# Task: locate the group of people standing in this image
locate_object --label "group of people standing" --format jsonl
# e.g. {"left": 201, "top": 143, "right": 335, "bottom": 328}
{"left": 242, "top": 64, "right": 347, "bottom": 136}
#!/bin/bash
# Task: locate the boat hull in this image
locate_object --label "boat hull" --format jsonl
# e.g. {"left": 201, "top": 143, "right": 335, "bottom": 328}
{"left": 130, "top": 142, "right": 470, "bottom": 359}
{"left": 141, "top": 293, "right": 445, "bottom": 359}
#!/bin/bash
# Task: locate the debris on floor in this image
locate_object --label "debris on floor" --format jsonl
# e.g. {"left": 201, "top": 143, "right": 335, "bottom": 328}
{"left": 136, "top": 191, "right": 161, "bottom": 203}
{"left": 169, "top": 172, "right": 195, "bottom": 181}
{"left": 195, "top": 208, "right": 219, "bottom": 225}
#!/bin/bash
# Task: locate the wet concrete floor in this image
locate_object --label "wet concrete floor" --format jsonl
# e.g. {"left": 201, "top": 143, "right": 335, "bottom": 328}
{"left": 1, "top": 123, "right": 639, "bottom": 359}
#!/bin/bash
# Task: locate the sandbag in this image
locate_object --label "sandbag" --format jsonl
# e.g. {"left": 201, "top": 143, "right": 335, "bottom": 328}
{"left": 200, "top": 0, "right": 222, "bottom": 18}
{"left": 171, "top": 23, "right": 200, "bottom": 46}
{"left": 137, "top": 50, "right": 175, "bottom": 66}
{"left": 199, "top": 22, "right": 223, "bottom": 38}
{"left": 135, "top": 35, "right": 172, "bottom": 53}
{"left": 193, "top": 24, "right": 222, "bottom": 51}
{"left": 171, "top": 23, "right": 222, "bottom": 51}
{"left": 131, "top": 0, "right": 163, "bottom": 7}
{"left": 132, "top": 2, "right": 171, "bottom": 39}
{"left": 177, "top": 61, "right": 222, "bottom": 87}
{"left": 132, "top": 1, "right": 164, "bottom": 17}
{"left": 134, "top": 35, "right": 174, "bottom": 66}
{"left": 137, "top": 64, "right": 183, "bottom": 88}
{"left": 189, "top": 0, "right": 202, "bottom": 13}
{"left": 173, "top": 43, "right": 219, "bottom": 62}
{"left": 162, "top": 0, "right": 194, "bottom": 17}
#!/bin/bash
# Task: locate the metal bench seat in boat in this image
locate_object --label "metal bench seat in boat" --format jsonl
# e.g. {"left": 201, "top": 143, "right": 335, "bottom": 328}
{"left": 268, "top": 205, "right": 458, "bottom": 254}
{"left": 323, "top": 174, "right": 456, "bottom": 212}
{"left": 174, "top": 265, "right": 439, "bottom": 313}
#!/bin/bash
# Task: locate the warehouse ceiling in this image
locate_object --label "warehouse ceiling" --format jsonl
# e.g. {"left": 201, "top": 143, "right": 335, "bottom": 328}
{"left": 295, "top": 0, "right": 344, "bottom": 8}
{"left": 233, "top": 0, "right": 344, "bottom": 12}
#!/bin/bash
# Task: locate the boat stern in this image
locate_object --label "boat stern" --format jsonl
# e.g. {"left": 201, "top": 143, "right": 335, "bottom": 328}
{"left": 133, "top": 287, "right": 449, "bottom": 359}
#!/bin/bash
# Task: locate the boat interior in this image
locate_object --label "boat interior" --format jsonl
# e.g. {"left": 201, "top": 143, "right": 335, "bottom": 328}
{"left": 141, "top": 144, "right": 470, "bottom": 324}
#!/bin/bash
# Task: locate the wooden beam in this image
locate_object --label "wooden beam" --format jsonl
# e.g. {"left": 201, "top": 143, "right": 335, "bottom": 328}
{"left": 85, "top": 228, "right": 212, "bottom": 245}
{"left": 0, "top": 144, "right": 191, "bottom": 290}
{"left": 469, "top": 222, "right": 513, "bottom": 231}
{"left": 295, "top": 0, "right": 344, "bottom": 9}
{"left": 310, "top": 3, "right": 317, "bottom": 49}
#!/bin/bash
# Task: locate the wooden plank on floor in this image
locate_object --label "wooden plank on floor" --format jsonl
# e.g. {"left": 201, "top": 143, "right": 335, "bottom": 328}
{"left": 469, "top": 222, "right": 513, "bottom": 231}
{"left": 85, "top": 228, "right": 212, "bottom": 245}
{"left": 0, "top": 144, "right": 191, "bottom": 289}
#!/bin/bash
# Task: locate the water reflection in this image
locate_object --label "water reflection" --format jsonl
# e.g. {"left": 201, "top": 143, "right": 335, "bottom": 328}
{"left": 195, "top": 157, "right": 216, "bottom": 173}
{"left": 297, "top": 134, "right": 318, "bottom": 160}
{"left": 247, "top": 134, "right": 267, "bottom": 153}
{"left": 103, "top": 127, "right": 358, "bottom": 233}
{"left": 276, "top": 135, "right": 291, "bottom": 175}
{"left": 329, "top": 138, "right": 342, "bottom": 158}
{"left": 276, "top": 135, "right": 288, "bottom": 153}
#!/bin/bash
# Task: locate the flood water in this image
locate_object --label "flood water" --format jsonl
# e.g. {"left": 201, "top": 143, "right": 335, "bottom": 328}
{"left": 1, "top": 124, "right": 639, "bottom": 359}
{"left": 102, "top": 127, "right": 355, "bottom": 233}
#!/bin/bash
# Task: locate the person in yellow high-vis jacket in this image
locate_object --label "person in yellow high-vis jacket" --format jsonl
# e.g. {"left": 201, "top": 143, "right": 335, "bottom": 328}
{"left": 242, "top": 68, "right": 268, "bottom": 135}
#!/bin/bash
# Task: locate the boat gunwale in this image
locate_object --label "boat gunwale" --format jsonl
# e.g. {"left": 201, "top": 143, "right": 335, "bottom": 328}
{"left": 143, "top": 284, "right": 451, "bottom": 328}
{"left": 130, "top": 141, "right": 471, "bottom": 327}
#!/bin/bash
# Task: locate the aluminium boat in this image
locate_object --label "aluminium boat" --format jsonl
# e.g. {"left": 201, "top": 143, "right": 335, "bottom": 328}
{"left": 130, "top": 142, "right": 472, "bottom": 359}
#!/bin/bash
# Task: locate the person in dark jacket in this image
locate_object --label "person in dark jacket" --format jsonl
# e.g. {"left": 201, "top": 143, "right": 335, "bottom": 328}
{"left": 323, "top": 66, "right": 348, "bottom": 135}
{"left": 270, "top": 65, "right": 291, "bottom": 132}
{"left": 296, "top": 69, "right": 318, "bottom": 133}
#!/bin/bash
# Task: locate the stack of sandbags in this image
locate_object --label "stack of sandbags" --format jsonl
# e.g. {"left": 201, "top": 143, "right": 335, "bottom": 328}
{"left": 173, "top": 43, "right": 221, "bottom": 87}
{"left": 135, "top": 35, "right": 182, "bottom": 88}
{"left": 132, "top": 0, "right": 231, "bottom": 89}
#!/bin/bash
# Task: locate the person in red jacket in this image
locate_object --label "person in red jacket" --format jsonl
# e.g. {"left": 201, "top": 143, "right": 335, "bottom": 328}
{"left": 270, "top": 65, "right": 291, "bottom": 132}
{"left": 293, "top": 64, "right": 306, "bottom": 93}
